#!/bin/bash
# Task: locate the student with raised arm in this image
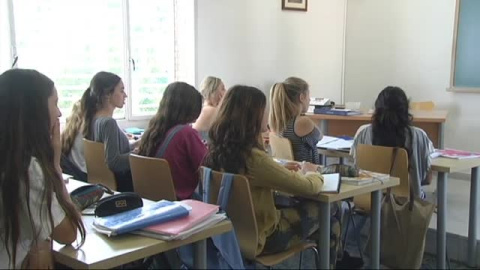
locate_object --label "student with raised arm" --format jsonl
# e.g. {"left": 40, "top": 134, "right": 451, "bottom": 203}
{"left": 350, "top": 86, "right": 434, "bottom": 199}
{"left": 192, "top": 76, "right": 226, "bottom": 142}
{"left": 203, "top": 85, "right": 342, "bottom": 267}
{"left": 138, "top": 82, "right": 206, "bottom": 200}
{"left": 82, "top": 71, "right": 137, "bottom": 191}
{"left": 269, "top": 77, "right": 323, "bottom": 164}
{"left": 0, "top": 69, "right": 85, "bottom": 269}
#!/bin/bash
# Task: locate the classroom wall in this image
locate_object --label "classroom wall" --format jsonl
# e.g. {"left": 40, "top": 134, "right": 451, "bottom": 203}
{"left": 344, "top": 0, "right": 480, "bottom": 152}
{"left": 196, "top": 0, "right": 346, "bottom": 102}
{"left": 0, "top": 0, "right": 11, "bottom": 71}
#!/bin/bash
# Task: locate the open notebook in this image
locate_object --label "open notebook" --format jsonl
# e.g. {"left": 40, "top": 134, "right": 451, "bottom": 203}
{"left": 320, "top": 173, "right": 341, "bottom": 193}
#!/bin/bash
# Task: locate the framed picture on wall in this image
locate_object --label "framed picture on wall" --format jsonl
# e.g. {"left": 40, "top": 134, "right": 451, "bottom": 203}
{"left": 282, "top": 0, "right": 308, "bottom": 11}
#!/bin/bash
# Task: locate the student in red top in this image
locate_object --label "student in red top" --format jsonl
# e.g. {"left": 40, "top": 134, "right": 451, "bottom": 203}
{"left": 138, "top": 82, "right": 205, "bottom": 200}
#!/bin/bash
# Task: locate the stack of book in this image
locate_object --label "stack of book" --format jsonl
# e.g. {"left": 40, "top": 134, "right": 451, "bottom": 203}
{"left": 314, "top": 108, "right": 361, "bottom": 116}
{"left": 341, "top": 170, "right": 389, "bottom": 186}
{"left": 92, "top": 199, "right": 224, "bottom": 239}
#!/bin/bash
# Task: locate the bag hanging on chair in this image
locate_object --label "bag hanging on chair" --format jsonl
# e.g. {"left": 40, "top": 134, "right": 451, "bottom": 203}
{"left": 367, "top": 148, "right": 435, "bottom": 269}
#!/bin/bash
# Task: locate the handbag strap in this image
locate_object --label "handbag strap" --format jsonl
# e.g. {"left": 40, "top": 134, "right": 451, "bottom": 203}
{"left": 386, "top": 147, "right": 398, "bottom": 197}
{"left": 155, "top": 125, "right": 186, "bottom": 158}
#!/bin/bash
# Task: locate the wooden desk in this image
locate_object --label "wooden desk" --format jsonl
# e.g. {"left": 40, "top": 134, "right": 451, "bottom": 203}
{"left": 307, "top": 110, "right": 448, "bottom": 148}
{"left": 431, "top": 158, "right": 480, "bottom": 268}
{"left": 53, "top": 180, "right": 233, "bottom": 269}
{"left": 311, "top": 177, "right": 400, "bottom": 269}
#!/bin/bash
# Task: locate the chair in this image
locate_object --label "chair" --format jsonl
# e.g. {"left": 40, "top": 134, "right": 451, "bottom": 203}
{"left": 410, "top": 101, "right": 435, "bottom": 111}
{"left": 83, "top": 139, "right": 117, "bottom": 190}
{"left": 199, "top": 167, "right": 319, "bottom": 268}
{"left": 269, "top": 132, "right": 294, "bottom": 160}
{"left": 129, "top": 154, "right": 176, "bottom": 201}
{"left": 352, "top": 144, "right": 409, "bottom": 212}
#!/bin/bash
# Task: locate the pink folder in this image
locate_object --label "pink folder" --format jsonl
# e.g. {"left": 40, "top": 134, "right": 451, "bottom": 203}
{"left": 142, "top": 199, "right": 219, "bottom": 235}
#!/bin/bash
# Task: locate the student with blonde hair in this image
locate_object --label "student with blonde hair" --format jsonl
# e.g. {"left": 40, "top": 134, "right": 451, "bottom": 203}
{"left": 192, "top": 76, "right": 226, "bottom": 141}
{"left": 60, "top": 95, "right": 89, "bottom": 181}
{"left": 269, "top": 77, "right": 322, "bottom": 164}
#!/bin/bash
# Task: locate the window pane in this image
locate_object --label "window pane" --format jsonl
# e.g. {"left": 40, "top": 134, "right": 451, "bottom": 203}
{"left": 129, "top": 0, "right": 174, "bottom": 116}
{"left": 13, "top": 0, "right": 125, "bottom": 119}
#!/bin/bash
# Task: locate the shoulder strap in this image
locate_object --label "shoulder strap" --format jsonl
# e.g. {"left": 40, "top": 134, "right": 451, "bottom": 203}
{"left": 155, "top": 125, "right": 186, "bottom": 158}
{"left": 386, "top": 147, "right": 398, "bottom": 197}
{"left": 202, "top": 167, "right": 212, "bottom": 203}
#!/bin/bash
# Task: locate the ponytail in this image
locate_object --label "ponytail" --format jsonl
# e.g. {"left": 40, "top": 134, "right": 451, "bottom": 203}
{"left": 61, "top": 100, "right": 84, "bottom": 156}
{"left": 269, "top": 82, "right": 304, "bottom": 134}
{"left": 81, "top": 87, "right": 97, "bottom": 139}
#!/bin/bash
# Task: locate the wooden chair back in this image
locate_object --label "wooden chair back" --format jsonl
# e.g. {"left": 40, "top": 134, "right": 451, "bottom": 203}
{"left": 199, "top": 167, "right": 259, "bottom": 260}
{"left": 411, "top": 101, "right": 435, "bottom": 111}
{"left": 129, "top": 154, "right": 176, "bottom": 201}
{"left": 83, "top": 139, "right": 117, "bottom": 190}
{"left": 354, "top": 144, "right": 409, "bottom": 211}
{"left": 269, "top": 132, "right": 294, "bottom": 160}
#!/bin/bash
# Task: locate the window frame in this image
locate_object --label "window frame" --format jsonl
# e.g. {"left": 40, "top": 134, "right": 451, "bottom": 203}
{"left": 5, "top": 0, "right": 196, "bottom": 121}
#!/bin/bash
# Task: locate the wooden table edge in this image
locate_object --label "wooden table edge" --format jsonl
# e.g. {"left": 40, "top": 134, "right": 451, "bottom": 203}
{"left": 54, "top": 220, "right": 233, "bottom": 269}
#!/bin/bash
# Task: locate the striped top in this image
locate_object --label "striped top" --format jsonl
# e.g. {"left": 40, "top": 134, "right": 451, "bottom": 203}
{"left": 350, "top": 124, "right": 434, "bottom": 199}
{"left": 282, "top": 117, "right": 322, "bottom": 164}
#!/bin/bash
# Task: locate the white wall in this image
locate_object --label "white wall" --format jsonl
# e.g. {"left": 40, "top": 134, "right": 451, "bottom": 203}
{"left": 196, "top": 0, "right": 346, "bottom": 102}
{"left": 344, "top": 0, "right": 480, "bottom": 151}
{"left": 0, "top": 0, "right": 12, "bottom": 72}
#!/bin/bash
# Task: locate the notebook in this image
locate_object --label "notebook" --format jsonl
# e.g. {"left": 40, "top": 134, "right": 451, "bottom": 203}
{"left": 342, "top": 170, "right": 389, "bottom": 186}
{"left": 92, "top": 200, "right": 191, "bottom": 236}
{"left": 140, "top": 199, "right": 219, "bottom": 236}
{"left": 431, "top": 148, "right": 480, "bottom": 160}
{"left": 320, "top": 173, "right": 341, "bottom": 193}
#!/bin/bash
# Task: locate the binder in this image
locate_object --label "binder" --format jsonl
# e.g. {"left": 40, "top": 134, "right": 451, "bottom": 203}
{"left": 92, "top": 200, "right": 190, "bottom": 236}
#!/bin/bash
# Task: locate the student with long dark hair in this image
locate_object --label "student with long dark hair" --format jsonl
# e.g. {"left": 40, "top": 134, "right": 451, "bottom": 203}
{"left": 0, "top": 69, "right": 85, "bottom": 268}
{"left": 204, "top": 85, "right": 342, "bottom": 266}
{"left": 138, "top": 82, "right": 205, "bottom": 200}
{"left": 269, "top": 77, "right": 322, "bottom": 164}
{"left": 351, "top": 86, "right": 434, "bottom": 198}
{"left": 82, "top": 71, "right": 137, "bottom": 191}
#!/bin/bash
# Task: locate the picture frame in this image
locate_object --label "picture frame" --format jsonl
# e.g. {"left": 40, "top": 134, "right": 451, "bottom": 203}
{"left": 282, "top": 0, "right": 308, "bottom": 12}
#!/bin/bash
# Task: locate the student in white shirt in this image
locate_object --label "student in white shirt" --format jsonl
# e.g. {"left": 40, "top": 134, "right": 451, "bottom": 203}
{"left": 61, "top": 100, "right": 88, "bottom": 181}
{"left": 0, "top": 69, "right": 85, "bottom": 268}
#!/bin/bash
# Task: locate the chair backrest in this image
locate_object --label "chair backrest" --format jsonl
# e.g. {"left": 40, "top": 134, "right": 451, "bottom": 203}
{"left": 199, "top": 166, "right": 259, "bottom": 261}
{"left": 410, "top": 101, "right": 435, "bottom": 111}
{"left": 268, "top": 132, "right": 294, "bottom": 160}
{"left": 83, "top": 139, "right": 117, "bottom": 190}
{"left": 129, "top": 154, "right": 176, "bottom": 201}
{"left": 356, "top": 144, "right": 409, "bottom": 198}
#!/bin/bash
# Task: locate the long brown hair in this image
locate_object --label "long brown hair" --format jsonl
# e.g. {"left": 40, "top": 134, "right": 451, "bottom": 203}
{"left": 269, "top": 77, "right": 309, "bottom": 134}
{"left": 81, "top": 71, "right": 121, "bottom": 139}
{"left": 0, "top": 69, "right": 85, "bottom": 268}
{"left": 138, "top": 82, "right": 203, "bottom": 157}
{"left": 61, "top": 99, "right": 84, "bottom": 156}
{"left": 204, "top": 85, "right": 266, "bottom": 173}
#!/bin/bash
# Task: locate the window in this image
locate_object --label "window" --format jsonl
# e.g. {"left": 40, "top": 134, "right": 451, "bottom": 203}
{"left": 7, "top": 0, "right": 195, "bottom": 120}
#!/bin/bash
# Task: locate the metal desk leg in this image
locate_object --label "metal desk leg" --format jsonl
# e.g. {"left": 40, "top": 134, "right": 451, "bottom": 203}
{"left": 468, "top": 167, "right": 479, "bottom": 267}
{"left": 437, "top": 172, "right": 447, "bottom": 269}
{"left": 438, "top": 122, "right": 445, "bottom": 149}
{"left": 194, "top": 239, "right": 207, "bottom": 269}
{"left": 319, "top": 202, "right": 331, "bottom": 269}
{"left": 371, "top": 190, "right": 382, "bottom": 269}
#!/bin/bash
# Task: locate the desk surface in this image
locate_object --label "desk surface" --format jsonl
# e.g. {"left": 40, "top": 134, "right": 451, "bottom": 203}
{"left": 431, "top": 157, "right": 480, "bottom": 173}
{"left": 310, "top": 177, "right": 399, "bottom": 203}
{"left": 306, "top": 110, "right": 448, "bottom": 123}
{"left": 53, "top": 180, "right": 232, "bottom": 269}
